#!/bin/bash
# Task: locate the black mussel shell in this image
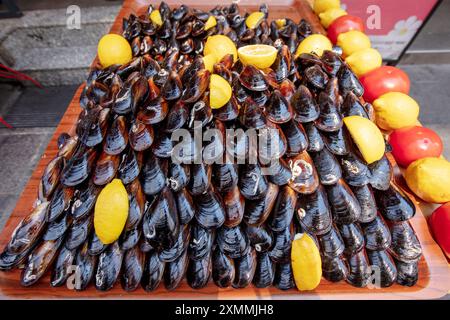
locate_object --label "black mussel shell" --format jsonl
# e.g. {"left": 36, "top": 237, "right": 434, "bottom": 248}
{"left": 74, "top": 242, "right": 97, "bottom": 290}
{"left": 187, "top": 255, "right": 212, "bottom": 289}
{"left": 296, "top": 185, "right": 332, "bottom": 236}
{"left": 143, "top": 187, "right": 180, "bottom": 250}
{"left": 0, "top": 245, "right": 34, "bottom": 271}
{"left": 113, "top": 81, "right": 133, "bottom": 115}
{"left": 342, "top": 92, "right": 370, "bottom": 119}
{"left": 264, "top": 158, "right": 292, "bottom": 186}
{"left": 161, "top": 71, "right": 182, "bottom": 101}
{"left": 368, "top": 155, "right": 393, "bottom": 191}
{"left": 318, "top": 225, "right": 345, "bottom": 257}
{"left": 118, "top": 148, "right": 142, "bottom": 185}
{"left": 181, "top": 69, "right": 210, "bottom": 103}
{"left": 129, "top": 121, "right": 154, "bottom": 152}
{"left": 258, "top": 122, "right": 287, "bottom": 163}
{"left": 311, "top": 147, "right": 342, "bottom": 185}
{"left": 125, "top": 179, "right": 145, "bottom": 231}
{"left": 239, "top": 65, "right": 268, "bottom": 92}
{"left": 65, "top": 214, "right": 93, "bottom": 250}
{"left": 291, "top": 85, "right": 319, "bottom": 123}
{"left": 165, "top": 100, "right": 190, "bottom": 132}
{"left": 61, "top": 147, "right": 97, "bottom": 187}
{"left": 269, "top": 226, "right": 293, "bottom": 263}
{"left": 188, "top": 163, "right": 212, "bottom": 196}
{"left": 142, "top": 251, "right": 165, "bottom": 291}
{"left": 245, "top": 224, "right": 273, "bottom": 253}
{"left": 159, "top": 224, "right": 190, "bottom": 263}
{"left": 271, "top": 45, "right": 291, "bottom": 83}
{"left": 71, "top": 182, "right": 100, "bottom": 220}
{"left": 361, "top": 215, "right": 392, "bottom": 251}
{"left": 213, "top": 95, "right": 240, "bottom": 122}
{"left": 321, "top": 50, "right": 343, "bottom": 76}
{"left": 232, "top": 249, "right": 257, "bottom": 289}
{"left": 346, "top": 249, "right": 371, "bottom": 288}
{"left": 121, "top": 246, "right": 145, "bottom": 291}
{"left": 351, "top": 184, "right": 377, "bottom": 224}
{"left": 253, "top": 252, "right": 275, "bottom": 288}
{"left": 88, "top": 232, "right": 108, "bottom": 256}
{"left": 389, "top": 221, "right": 422, "bottom": 263}
{"left": 304, "top": 122, "right": 324, "bottom": 152}
{"left": 322, "top": 255, "right": 348, "bottom": 282}
{"left": 195, "top": 188, "right": 225, "bottom": 229}
{"left": 141, "top": 153, "right": 168, "bottom": 196}
{"left": 151, "top": 132, "right": 173, "bottom": 158}
{"left": 367, "top": 250, "right": 397, "bottom": 288}
{"left": 395, "top": 259, "right": 419, "bottom": 287}
{"left": 239, "top": 97, "right": 267, "bottom": 129}
{"left": 269, "top": 186, "right": 297, "bottom": 232}
{"left": 340, "top": 152, "right": 369, "bottom": 187}
{"left": 239, "top": 164, "right": 269, "bottom": 200}
{"left": 265, "top": 90, "right": 293, "bottom": 124}
{"left": 217, "top": 225, "right": 249, "bottom": 259}
{"left": 43, "top": 209, "right": 72, "bottom": 241}
{"left": 212, "top": 163, "right": 238, "bottom": 193}
{"left": 326, "top": 179, "right": 361, "bottom": 225}
{"left": 322, "top": 127, "right": 351, "bottom": 156}
{"left": 138, "top": 96, "right": 169, "bottom": 125}
{"left": 338, "top": 65, "right": 364, "bottom": 98}
{"left": 243, "top": 183, "right": 279, "bottom": 226}
{"left": 375, "top": 184, "right": 416, "bottom": 222}
{"left": 287, "top": 152, "right": 319, "bottom": 194}
{"left": 40, "top": 156, "right": 64, "bottom": 200}
{"left": 176, "top": 188, "right": 196, "bottom": 225}
{"left": 223, "top": 186, "right": 245, "bottom": 227}
{"left": 95, "top": 241, "right": 124, "bottom": 291}
{"left": 77, "top": 107, "right": 110, "bottom": 147}
{"left": 212, "top": 247, "right": 235, "bottom": 288}
{"left": 164, "top": 249, "right": 189, "bottom": 291}
{"left": 273, "top": 261, "right": 295, "bottom": 290}
{"left": 119, "top": 228, "right": 141, "bottom": 251}
{"left": 50, "top": 244, "right": 77, "bottom": 287}
{"left": 21, "top": 238, "right": 63, "bottom": 287}
{"left": 280, "top": 119, "right": 309, "bottom": 156}
{"left": 93, "top": 152, "right": 119, "bottom": 186}
{"left": 48, "top": 186, "right": 74, "bottom": 222}
{"left": 189, "top": 222, "right": 215, "bottom": 261}
{"left": 315, "top": 78, "right": 342, "bottom": 133}
{"left": 104, "top": 116, "right": 128, "bottom": 155}
{"left": 337, "top": 223, "right": 365, "bottom": 256}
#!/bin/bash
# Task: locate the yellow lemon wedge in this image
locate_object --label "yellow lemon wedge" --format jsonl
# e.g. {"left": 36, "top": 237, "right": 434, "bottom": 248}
{"left": 343, "top": 115, "right": 385, "bottom": 164}
{"left": 295, "top": 34, "right": 332, "bottom": 58}
{"left": 202, "top": 54, "right": 216, "bottom": 73}
{"left": 245, "top": 11, "right": 265, "bottom": 29}
{"left": 345, "top": 47, "right": 382, "bottom": 77}
{"left": 372, "top": 92, "right": 420, "bottom": 130}
{"left": 405, "top": 157, "right": 450, "bottom": 203}
{"left": 291, "top": 233, "right": 322, "bottom": 291}
{"left": 319, "top": 8, "right": 347, "bottom": 28}
{"left": 150, "top": 9, "right": 163, "bottom": 27}
{"left": 313, "top": 0, "right": 341, "bottom": 14}
{"left": 204, "top": 35, "right": 238, "bottom": 63}
{"left": 97, "top": 34, "right": 132, "bottom": 68}
{"left": 204, "top": 15, "right": 217, "bottom": 31}
{"left": 209, "top": 74, "right": 232, "bottom": 109}
{"left": 337, "top": 30, "right": 371, "bottom": 56}
{"left": 237, "top": 44, "right": 277, "bottom": 69}
{"left": 94, "top": 179, "right": 129, "bottom": 244}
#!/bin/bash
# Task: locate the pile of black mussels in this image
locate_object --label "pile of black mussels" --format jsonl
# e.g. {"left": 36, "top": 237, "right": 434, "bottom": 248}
{"left": 0, "top": 2, "right": 422, "bottom": 291}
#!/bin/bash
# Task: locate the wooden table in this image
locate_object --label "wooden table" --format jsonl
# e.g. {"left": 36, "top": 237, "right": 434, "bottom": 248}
{"left": 0, "top": 0, "right": 448, "bottom": 299}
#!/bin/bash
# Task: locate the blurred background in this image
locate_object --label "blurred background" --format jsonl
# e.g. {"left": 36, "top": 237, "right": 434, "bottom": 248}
{"left": 0, "top": 0, "right": 449, "bottom": 230}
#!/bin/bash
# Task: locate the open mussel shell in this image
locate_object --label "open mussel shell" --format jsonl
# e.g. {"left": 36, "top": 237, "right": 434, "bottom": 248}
{"left": 239, "top": 164, "right": 269, "bottom": 200}
{"left": 71, "top": 181, "right": 100, "bottom": 220}
{"left": 223, "top": 186, "right": 245, "bottom": 227}
{"left": 287, "top": 151, "right": 319, "bottom": 194}
{"left": 104, "top": 116, "right": 128, "bottom": 155}
{"left": 322, "top": 255, "right": 348, "bottom": 282}
{"left": 269, "top": 226, "right": 293, "bottom": 263}
{"left": 43, "top": 209, "right": 72, "bottom": 241}
{"left": 7, "top": 201, "right": 49, "bottom": 255}
{"left": 291, "top": 85, "right": 319, "bottom": 123}
{"left": 269, "top": 186, "right": 296, "bottom": 232}
{"left": 65, "top": 214, "right": 93, "bottom": 250}
{"left": 273, "top": 261, "right": 295, "bottom": 290}
{"left": 40, "top": 156, "right": 64, "bottom": 200}
{"left": 326, "top": 179, "right": 361, "bottom": 225}
{"left": 389, "top": 221, "right": 422, "bottom": 263}
{"left": 187, "top": 255, "right": 212, "bottom": 289}
{"left": 367, "top": 249, "right": 397, "bottom": 288}
{"left": 361, "top": 215, "right": 392, "bottom": 251}
{"left": 318, "top": 225, "right": 345, "bottom": 258}
{"left": 340, "top": 151, "right": 369, "bottom": 187}
{"left": 217, "top": 225, "right": 249, "bottom": 259}
{"left": 142, "top": 251, "right": 165, "bottom": 291}
{"left": 95, "top": 241, "right": 124, "bottom": 291}
{"left": 296, "top": 185, "right": 332, "bottom": 236}
{"left": 375, "top": 184, "right": 416, "bottom": 222}
{"left": 368, "top": 155, "right": 392, "bottom": 191}
{"left": 121, "top": 246, "right": 145, "bottom": 291}
{"left": 159, "top": 224, "right": 190, "bottom": 263}
{"left": 346, "top": 249, "right": 371, "bottom": 288}
{"left": 188, "top": 163, "right": 212, "bottom": 196}
{"left": 311, "top": 147, "right": 342, "bottom": 185}
{"left": 304, "top": 122, "right": 324, "bottom": 152}
{"left": 141, "top": 153, "right": 168, "bottom": 196}
{"left": 232, "top": 248, "right": 257, "bottom": 289}
{"left": 48, "top": 186, "right": 74, "bottom": 222}
{"left": 21, "top": 238, "right": 63, "bottom": 287}
{"left": 395, "top": 259, "right": 419, "bottom": 287}
{"left": 119, "top": 227, "right": 141, "bottom": 251}
{"left": 280, "top": 119, "right": 309, "bottom": 157}
{"left": 88, "top": 231, "right": 108, "bottom": 256}
{"left": 60, "top": 147, "right": 97, "bottom": 187}
{"left": 253, "top": 251, "right": 275, "bottom": 288}
{"left": 243, "top": 183, "right": 279, "bottom": 226}
{"left": 51, "top": 244, "right": 77, "bottom": 287}
{"left": 189, "top": 222, "right": 215, "bottom": 261}
{"left": 143, "top": 187, "right": 180, "bottom": 250}
{"left": 93, "top": 152, "right": 119, "bottom": 186}
{"left": 164, "top": 249, "right": 189, "bottom": 291}
{"left": 212, "top": 247, "right": 235, "bottom": 288}
{"left": 337, "top": 223, "right": 365, "bottom": 256}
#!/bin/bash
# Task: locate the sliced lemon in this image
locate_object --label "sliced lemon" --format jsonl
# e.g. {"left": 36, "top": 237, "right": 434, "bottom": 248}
{"left": 238, "top": 44, "right": 277, "bottom": 69}
{"left": 372, "top": 92, "right": 420, "bottom": 130}
{"left": 319, "top": 8, "right": 347, "bottom": 28}
{"left": 344, "top": 116, "right": 385, "bottom": 164}
{"left": 97, "top": 34, "right": 132, "bottom": 68}
{"left": 337, "top": 30, "right": 371, "bottom": 57}
{"left": 295, "top": 34, "right": 332, "bottom": 57}
{"left": 245, "top": 11, "right": 265, "bottom": 29}
{"left": 94, "top": 179, "right": 129, "bottom": 244}
{"left": 291, "top": 233, "right": 322, "bottom": 291}
{"left": 313, "top": 0, "right": 341, "bottom": 14}
{"left": 204, "top": 35, "right": 238, "bottom": 63}
{"left": 203, "top": 54, "right": 216, "bottom": 72}
{"left": 204, "top": 15, "right": 217, "bottom": 31}
{"left": 345, "top": 48, "right": 382, "bottom": 77}
{"left": 209, "top": 74, "right": 232, "bottom": 109}
{"left": 150, "top": 9, "right": 163, "bottom": 27}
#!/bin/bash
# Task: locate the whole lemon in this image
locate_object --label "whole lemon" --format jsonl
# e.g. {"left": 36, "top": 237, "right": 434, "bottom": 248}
{"left": 345, "top": 47, "right": 382, "bottom": 77}
{"left": 373, "top": 92, "right": 420, "bottom": 130}
{"left": 405, "top": 157, "right": 450, "bottom": 203}
{"left": 337, "top": 30, "right": 371, "bottom": 57}
{"left": 295, "top": 34, "right": 332, "bottom": 58}
{"left": 291, "top": 233, "right": 322, "bottom": 291}
{"left": 97, "top": 34, "right": 132, "bottom": 68}
{"left": 94, "top": 179, "right": 129, "bottom": 244}
{"left": 313, "top": 0, "right": 341, "bottom": 15}
{"left": 204, "top": 35, "right": 238, "bottom": 63}
{"left": 319, "top": 8, "right": 347, "bottom": 28}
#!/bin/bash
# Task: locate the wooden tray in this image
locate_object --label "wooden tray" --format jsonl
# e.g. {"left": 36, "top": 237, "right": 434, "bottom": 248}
{"left": 0, "top": 0, "right": 448, "bottom": 300}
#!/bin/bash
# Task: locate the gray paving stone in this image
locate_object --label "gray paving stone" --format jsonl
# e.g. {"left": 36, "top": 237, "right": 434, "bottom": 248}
{"left": 0, "top": 195, "right": 20, "bottom": 232}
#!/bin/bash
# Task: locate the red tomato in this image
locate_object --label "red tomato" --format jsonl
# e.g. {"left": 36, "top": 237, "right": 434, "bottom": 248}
{"left": 429, "top": 202, "right": 450, "bottom": 259}
{"left": 359, "top": 66, "right": 410, "bottom": 103}
{"left": 327, "top": 15, "right": 365, "bottom": 44}
{"left": 389, "top": 126, "right": 443, "bottom": 167}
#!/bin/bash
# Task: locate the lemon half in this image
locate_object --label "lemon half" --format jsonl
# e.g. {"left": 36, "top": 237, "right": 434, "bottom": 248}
{"left": 238, "top": 44, "right": 277, "bottom": 69}
{"left": 210, "top": 74, "right": 232, "bottom": 109}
